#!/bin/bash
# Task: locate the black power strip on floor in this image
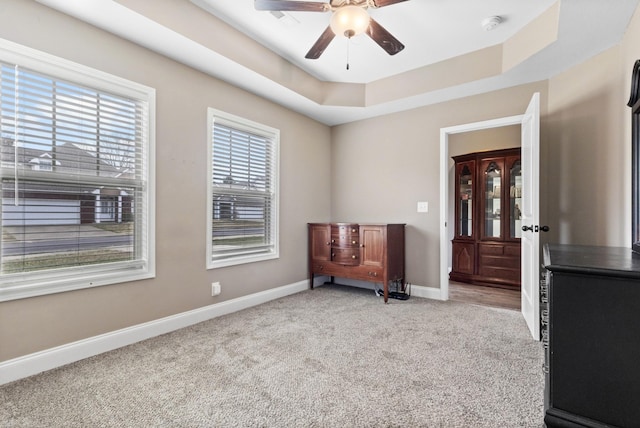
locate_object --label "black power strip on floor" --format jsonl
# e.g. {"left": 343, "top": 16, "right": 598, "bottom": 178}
{"left": 376, "top": 282, "right": 411, "bottom": 300}
{"left": 388, "top": 291, "right": 410, "bottom": 300}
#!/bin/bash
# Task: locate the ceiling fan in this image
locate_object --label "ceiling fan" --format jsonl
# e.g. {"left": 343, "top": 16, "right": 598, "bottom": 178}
{"left": 254, "top": 0, "right": 408, "bottom": 59}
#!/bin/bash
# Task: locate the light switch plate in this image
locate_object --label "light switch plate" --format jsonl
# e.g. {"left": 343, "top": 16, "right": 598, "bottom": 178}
{"left": 417, "top": 201, "right": 428, "bottom": 213}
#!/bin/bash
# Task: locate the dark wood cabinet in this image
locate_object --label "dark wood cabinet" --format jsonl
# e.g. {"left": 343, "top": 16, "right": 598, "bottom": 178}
{"left": 309, "top": 223, "right": 331, "bottom": 262}
{"left": 450, "top": 148, "right": 521, "bottom": 289}
{"left": 308, "top": 223, "right": 405, "bottom": 303}
{"left": 543, "top": 244, "right": 640, "bottom": 427}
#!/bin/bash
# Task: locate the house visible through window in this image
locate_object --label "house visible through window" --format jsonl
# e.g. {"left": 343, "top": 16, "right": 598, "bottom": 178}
{"left": 30, "top": 156, "right": 55, "bottom": 171}
{"left": 0, "top": 40, "right": 155, "bottom": 301}
{"left": 207, "top": 109, "right": 279, "bottom": 268}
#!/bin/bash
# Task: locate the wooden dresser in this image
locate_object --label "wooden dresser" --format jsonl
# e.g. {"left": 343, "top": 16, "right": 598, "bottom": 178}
{"left": 308, "top": 223, "right": 405, "bottom": 303}
{"left": 543, "top": 244, "right": 640, "bottom": 427}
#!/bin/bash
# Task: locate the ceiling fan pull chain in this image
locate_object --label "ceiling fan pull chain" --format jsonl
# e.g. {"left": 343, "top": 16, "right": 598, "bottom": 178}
{"left": 346, "top": 34, "right": 351, "bottom": 70}
{"left": 346, "top": 39, "right": 350, "bottom": 70}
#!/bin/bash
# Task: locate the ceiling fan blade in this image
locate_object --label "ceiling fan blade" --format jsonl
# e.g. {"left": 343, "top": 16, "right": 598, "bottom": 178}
{"left": 305, "top": 26, "right": 336, "bottom": 59}
{"left": 254, "top": 0, "right": 329, "bottom": 12}
{"left": 371, "top": 0, "right": 409, "bottom": 7}
{"left": 366, "top": 18, "right": 405, "bottom": 55}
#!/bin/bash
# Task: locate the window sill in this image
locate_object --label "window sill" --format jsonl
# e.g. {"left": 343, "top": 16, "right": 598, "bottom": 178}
{"left": 0, "top": 265, "right": 155, "bottom": 302}
{"left": 207, "top": 251, "right": 278, "bottom": 270}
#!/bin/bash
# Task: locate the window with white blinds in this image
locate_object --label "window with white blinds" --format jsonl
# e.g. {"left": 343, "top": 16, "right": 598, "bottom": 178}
{"left": 0, "top": 40, "right": 155, "bottom": 301}
{"left": 207, "top": 108, "right": 279, "bottom": 268}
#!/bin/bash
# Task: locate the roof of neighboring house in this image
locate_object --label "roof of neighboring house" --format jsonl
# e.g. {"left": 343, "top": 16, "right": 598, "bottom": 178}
{"left": 0, "top": 138, "right": 133, "bottom": 179}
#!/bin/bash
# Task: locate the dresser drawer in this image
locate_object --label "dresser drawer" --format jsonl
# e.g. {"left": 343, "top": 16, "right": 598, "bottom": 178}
{"left": 345, "top": 265, "right": 384, "bottom": 281}
{"left": 480, "top": 254, "right": 520, "bottom": 269}
{"left": 478, "top": 266, "right": 520, "bottom": 282}
{"left": 332, "top": 224, "right": 359, "bottom": 236}
{"left": 479, "top": 243, "right": 520, "bottom": 255}
{"left": 504, "top": 245, "right": 521, "bottom": 257}
{"left": 479, "top": 244, "right": 505, "bottom": 255}
{"left": 332, "top": 248, "right": 360, "bottom": 265}
{"left": 311, "top": 262, "right": 328, "bottom": 273}
{"left": 331, "top": 234, "right": 360, "bottom": 248}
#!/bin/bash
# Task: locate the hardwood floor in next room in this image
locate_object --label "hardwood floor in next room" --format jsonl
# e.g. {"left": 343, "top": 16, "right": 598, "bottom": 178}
{"left": 449, "top": 281, "right": 520, "bottom": 311}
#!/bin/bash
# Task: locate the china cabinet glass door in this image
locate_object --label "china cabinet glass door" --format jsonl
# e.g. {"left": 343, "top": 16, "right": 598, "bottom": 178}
{"left": 458, "top": 164, "right": 473, "bottom": 237}
{"left": 510, "top": 160, "right": 522, "bottom": 238}
{"left": 484, "top": 161, "right": 501, "bottom": 238}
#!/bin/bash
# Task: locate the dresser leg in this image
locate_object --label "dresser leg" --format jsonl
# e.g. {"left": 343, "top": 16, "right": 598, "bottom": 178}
{"left": 383, "top": 280, "right": 389, "bottom": 303}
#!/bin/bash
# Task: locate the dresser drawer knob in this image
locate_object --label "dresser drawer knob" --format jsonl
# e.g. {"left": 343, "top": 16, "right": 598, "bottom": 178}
{"left": 351, "top": 255, "right": 357, "bottom": 259}
{"left": 352, "top": 240, "right": 357, "bottom": 244}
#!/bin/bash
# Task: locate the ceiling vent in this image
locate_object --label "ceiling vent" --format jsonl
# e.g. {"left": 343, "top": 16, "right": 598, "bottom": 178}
{"left": 270, "top": 10, "right": 299, "bottom": 28}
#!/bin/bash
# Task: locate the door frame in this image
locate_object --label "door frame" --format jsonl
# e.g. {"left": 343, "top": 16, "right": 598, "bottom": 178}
{"left": 439, "top": 115, "right": 524, "bottom": 301}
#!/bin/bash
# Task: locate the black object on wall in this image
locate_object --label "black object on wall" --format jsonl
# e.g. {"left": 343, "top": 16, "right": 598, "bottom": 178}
{"left": 627, "top": 59, "right": 640, "bottom": 254}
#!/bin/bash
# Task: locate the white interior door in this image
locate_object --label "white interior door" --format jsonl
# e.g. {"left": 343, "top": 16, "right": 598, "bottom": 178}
{"left": 520, "top": 93, "right": 541, "bottom": 340}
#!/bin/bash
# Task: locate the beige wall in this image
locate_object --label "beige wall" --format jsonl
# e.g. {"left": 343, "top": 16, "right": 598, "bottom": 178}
{"left": 545, "top": 2, "right": 640, "bottom": 247}
{"left": 2, "top": 0, "right": 640, "bottom": 365}
{"left": 330, "top": 84, "right": 547, "bottom": 290}
{"left": 449, "top": 126, "right": 521, "bottom": 158}
{"left": 546, "top": 48, "right": 627, "bottom": 246}
{"left": 0, "top": 1, "right": 332, "bottom": 362}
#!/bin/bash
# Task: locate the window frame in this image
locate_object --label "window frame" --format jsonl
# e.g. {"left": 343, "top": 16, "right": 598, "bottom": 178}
{"left": 206, "top": 108, "right": 279, "bottom": 269}
{"left": 0, "top": 38, "right": 155, "bottom": 302}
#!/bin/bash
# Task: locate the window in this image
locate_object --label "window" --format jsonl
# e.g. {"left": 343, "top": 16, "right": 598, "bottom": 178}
{"left": 207, "top": 109, "right": 279, "bottom": 268}
{"left": 0, "top": 39, "right": 155, "bottom": 301}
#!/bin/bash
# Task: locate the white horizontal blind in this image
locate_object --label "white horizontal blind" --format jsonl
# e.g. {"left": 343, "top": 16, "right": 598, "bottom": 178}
{"left": 0, "top": 62, "right": 149, "bottom": 286}
{"left": 209, "top": 113, "right": 278, "bottom": 265}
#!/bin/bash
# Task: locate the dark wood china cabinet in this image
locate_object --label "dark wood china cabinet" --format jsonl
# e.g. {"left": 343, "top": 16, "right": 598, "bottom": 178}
{"left": 450, "top": 148, "right": 522, "bottom": 289}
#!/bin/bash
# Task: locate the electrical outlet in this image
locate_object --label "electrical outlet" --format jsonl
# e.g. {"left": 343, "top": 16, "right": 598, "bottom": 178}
{"left": 211, "top": 282, "right": 221, "bottom": 296}
{"left": 417, "top": 201, "right": 429, "bottom": 213}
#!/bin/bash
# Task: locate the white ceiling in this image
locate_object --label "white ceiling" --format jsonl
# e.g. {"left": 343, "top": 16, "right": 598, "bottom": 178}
{"left": 191, "top": 0, "right": 558, "bottom": 84}
{"left": 36, "top": 0, "right": 640, "bottom": 126}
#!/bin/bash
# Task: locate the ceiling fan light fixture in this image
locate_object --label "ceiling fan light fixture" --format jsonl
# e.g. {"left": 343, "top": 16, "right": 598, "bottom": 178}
{"left": 330, "top": 5, "right": 370, "bottom": 38}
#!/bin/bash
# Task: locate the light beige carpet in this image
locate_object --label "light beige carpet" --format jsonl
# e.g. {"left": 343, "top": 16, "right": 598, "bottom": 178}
{"left": 0, "top": 284, "right": 544, "bottom": 427}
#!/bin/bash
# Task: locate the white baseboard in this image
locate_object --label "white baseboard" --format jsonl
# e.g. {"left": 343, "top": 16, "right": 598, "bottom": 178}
{"left": 410, "top": 284, "right": 444, "bottom": 300}
{"left": 317, "top": 277, "right": 444, "bottom": 301}
{"left": 0, "top": 280, "right": 308, "bottom": 386}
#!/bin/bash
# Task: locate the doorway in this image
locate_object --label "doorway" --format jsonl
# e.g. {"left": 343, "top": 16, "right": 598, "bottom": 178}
{"left": 447, "top": 126, "right": 522, "bottom": 309}
{"left": 439, "top": 115, "right": 525, "bottom": 302}
{"left": 439, "top": 93, "right": 541, "bottom": 340}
